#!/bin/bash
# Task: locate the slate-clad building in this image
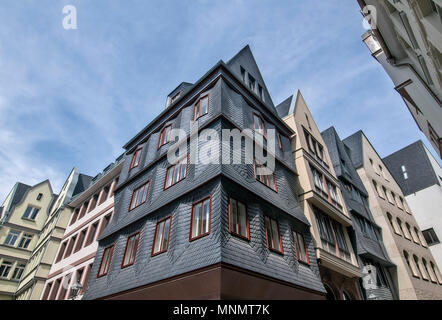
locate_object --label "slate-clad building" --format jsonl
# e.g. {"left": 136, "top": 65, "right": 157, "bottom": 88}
{"left": 83, "top": 46, "right": 326, "bottom": 300}
{"left": 321, "top": 127, "right": 398, "bottom": 300}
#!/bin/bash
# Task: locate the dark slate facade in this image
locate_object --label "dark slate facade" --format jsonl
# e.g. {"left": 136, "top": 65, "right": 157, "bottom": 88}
{"left": 383, "top": 140, "right": 441, "bottom": 196}
{"left": 321, "top": 127, "right": 398, "bottom": 300}
{"left": 83, "top": 46, "right": 326, "bottom": 300}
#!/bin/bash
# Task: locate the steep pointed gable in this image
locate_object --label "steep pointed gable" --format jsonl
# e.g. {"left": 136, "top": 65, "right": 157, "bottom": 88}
{"left": 226, "top": 45, "right": 276, "bottom": 111}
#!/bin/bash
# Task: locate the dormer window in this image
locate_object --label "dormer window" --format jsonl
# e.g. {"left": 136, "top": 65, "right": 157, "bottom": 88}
{"left": 258, "top": 84, "right": 264, "bottom": 100}
{"left": 248, "top": 74, "right": 256, "bottom": 92}
{"left": 129, "top": 147, "right": 143, "bottom": 170}
{"left": 158, "top": 124, "right": 172, "bottom": 149}
{"left": 170, "top": 91, "right": 181, "bottom": 104}
{"left": 193, "top": 95, "right": 209, "bottom": 120}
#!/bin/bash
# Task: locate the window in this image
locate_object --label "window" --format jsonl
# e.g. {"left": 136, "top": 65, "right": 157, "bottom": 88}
{"left": 70, "top": 208, "right": 80, "bottom": 226}
{"left": 170, "top": 91, "right": 181, "bottom": 104}
{"left": 252, "top": 113, "right": 266, "bottom": 138}
{"left": 240, "top": 66, "right": 246, "bottom": 82}
{"left": 305, "top": 114, "right": 312, "bottom": 129}
{"left": 379, "top": 165, "right": 387, "bottom": 179}
{"left": 264, "top": 216, "right": 283, "bottom": 254}
{"left": 311, "top": 166, "right": 326, "bottom": 196}
{"left": 42, "top": 283, "right": 52, "bottom": 300}
{"left": 0, "top": 261, "right": 12, "bottom": 278}
{"left": 129, "top": 181, "right": 150, "bottom": 211}
{"left": 56, "top": 241, "right": 67, "bottom": 263}
{"left": 381, "top": 186, "right": 388, "bottom": 200}
{"left": 164, "top": 156, "right": 188, "bottom": 189}
{"left": 4, "top": 230, "right": 20, "bottom": 246}
{"left": 78, "top": 201, "right": 88, "bottom": 220}
{"left": 303, "top": 128, "right": 327, "bottom": 165}
{"left": 152, "top": 217, "right": 172, "bottom": 256}
{"left": 401, "top": 165, "right": 409, "bottom": 180}
{"left": 99, "top": 186, "right": 110, "bottom": 205}
{"left": 315, "top": 209, "right": 351, "bottom": 262}
{"left": 248, "top": 74, "right": 256, "bottom": 92}
{"left": 37, "top": 193, "right": 43, "bottom": 201}
{"left": 190, "top": 197, "right": 211, "bottom": 241}
{"left": 97, "top": 245, "right": 114, "bottom": 277}
{"left": 11, "top": 264, "right": 25, "bottom": 281}
{"left": 387, "top": 190, "right": 395, "bottom": 205}
{"left": 258, "top": 84, "right": 264, "bottom": 100}
{"left": 158, "top": 124, "right": 172, "bottom": 149}
{"left": 422, "top": 228, "right": 440, "bottom": 246}
{"left": 64, "top": 235, "right": 77, "bottom": 258}
{"left": 423, "top": 258, "right": 436, "bottom": 282}
{"left": 254, "top": 161, "right": 277, "bottom": 192}
{"left": 74, "top": 229, "right": 87, "bottom": 253}
{"left": 85, "top": 222, "right": 98, "bottom": 246}
{"left": 88, "top": 194, "right": 99, "bottom": 213}
{"left": 130, "top": 147, "right": 143, "bottom": 170}
{"left": 396, "top": 218, "right": 405, "bottom": 237}
{"left": 293, "top": 231, "right": 309, "bottom": 264}
{"left": 430, "top": 261, "right": 442, "bottom": 284}
{"left": 326, "top": 181, "right": 341, "bottom": 207}
{"left": 22, "top": 205, "right": 40, "bottom": 220}
{"left": 122, "top": 233, "right": 140, "bottom": 268}
{"left": 403, "top": 250, "right": 419, "bottom": 277}
{"left": 18, "top": 233, "right": 33, "bottom": 249}
{"left": 193, "top": 95, "right": 209, "bottom": 120}
{"left": 414, "top": 255, "right": 427, "bottom": 279}
{"left": 228, "top": 198, "right": 249, "bottom": 240}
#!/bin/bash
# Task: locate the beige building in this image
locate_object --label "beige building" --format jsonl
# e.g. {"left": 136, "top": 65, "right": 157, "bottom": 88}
{"left": 359, "top": 0, "right": 442, "bottom": 158}
{"left": 277, "top": 91, "right": 362, "bottom": 300}
{"left": 343, "top": 131, "right": 442, "bottom": 299}
{"left": 14, "top": 169, "right": 91, "bottom": 300}
{"left": 0, "top": 180, "right": 56, "bottom": 300}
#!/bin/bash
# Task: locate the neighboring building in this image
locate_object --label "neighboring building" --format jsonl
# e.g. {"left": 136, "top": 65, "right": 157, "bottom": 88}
{"left": 383, "top": 140, "right": 442, "bottom": 267}
{"left": 277, "top": 91, "right": 363, "bottom": 300}
{"left": 342, "top": 130, "right": 442, "bottom": 299}
{"left": 42, "top": 157, "right": 122, "bottom": 300}
{"left": 13, "top": 169, "right": 91, "bottom": 300}
{"left": 83, "top": 45, "right": 327, "bottom": 300}
{"left": 0, "top": 180, "right": 57, "bottom": 300}
{"left": 358, "top": 0, "right": 442, "bottom": 158}
{"left": 322, "top": 127, "right": 397, "bottom": 300}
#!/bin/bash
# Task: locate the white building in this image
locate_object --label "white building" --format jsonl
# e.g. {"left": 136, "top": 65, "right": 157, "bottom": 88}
{"left": 359, "top": 0, "right": 442, "bottom": 159}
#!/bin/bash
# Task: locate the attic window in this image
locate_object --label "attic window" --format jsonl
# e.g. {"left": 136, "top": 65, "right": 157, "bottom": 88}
{"left": 248, "top": 74, "right": 256, "bottom": 92}
{"left": 258, "top": 84, "right": 264, "bottom": 101}
{"left": 37, "top": 193, "right": 43, "bottom": 201}
{"left": 240, "top": 66, "right": 246, "bottom": 82}
{"left": 171, "top": 91, "right": 181, "bottom": 104}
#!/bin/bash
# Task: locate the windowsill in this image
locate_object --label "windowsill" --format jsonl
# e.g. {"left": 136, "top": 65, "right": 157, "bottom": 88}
{"left": 121, "top": 262, "right": 135, "bottom": 269}
{"left": 128, "top": 200, "right": 147, "bottom": 212}
{"left": 256, "top": 179, "right": 277, "bottom": 193}
{"left": 164, "top": 177, "right": 186, "bottom": 191}
{"left": 268, "top": 247, "right": 284, "bottom": 256}
{"left": 22, "top": 217, "right": 36, "bottom": 222}
{"left": 157, "top": 141, "right": 170, "bottom": 150}
{"left": 97, "top": 273, "right": 109, "bottom": 279}
{"left": 129, "top": 164, "right": 139, "bottom": 171}
{"left": 193, "top": 113, "right": 208, "bottom": 122}
{"left": 151, "top": 250, "right": 168, "bottom": 257}
{"left": 298, "top": 259, "right": 310, "bottom": 266}
{"left": 189, "top": 232, "right": 210, "bottom": 242}
{"left": 230, "top": 232, "right": 250, "bottom": 242}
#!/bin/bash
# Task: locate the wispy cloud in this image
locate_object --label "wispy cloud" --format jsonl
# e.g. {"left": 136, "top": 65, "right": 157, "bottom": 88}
{"left": 0, "top": 0, "right": 439, "bottom": 201}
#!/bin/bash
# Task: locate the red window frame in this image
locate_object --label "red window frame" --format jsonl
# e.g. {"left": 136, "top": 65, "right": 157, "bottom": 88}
{"left": 189, "top": 196, "right": 212, "bottom": 242}
{"left": 193, "top": 94, "right": 209, "bottom": 121}
{"left": 264, "top": 216, "right": 284, "bottom": 254}
{"left": 157, "top": 124, "right": 173, "bottom": 149}
{"left": 253, "top": 161, "right": 278, "bottom": 192}
{"left": 252, "top": 112, "right": 267, "bottom": 139}
{"left": 129, "top": 181, "right": 150, "bottom": 211}
{"left": 170, "top": 91, "right": 181, "bottom": 104}
{"left": 228, "top": 198, "right": 250, "bottom": 240}
{"left": 129, "top": 147, "right": 143, "bottom": 170}
{"left": 164, "top": 155, "right": 188, "bottom": 190}
{"left": 292, "top": 230, "right": 310, "bottom": 264}
{"left": 151, "top": 216, "right": 172, "bottom": 256}
{"left": 97, "top": 245, "right": 115, "bottom": 278}
{"left": 121, "top": 232, "right": 140, "bottom": 268}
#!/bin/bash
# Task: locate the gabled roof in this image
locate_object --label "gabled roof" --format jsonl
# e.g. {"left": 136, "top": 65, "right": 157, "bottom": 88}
{"left": 226, "top": 44, "right": 276, "bottom": 111}
{"left": 342, "top": 131, "right": 364, "bottom": 169}
{"left": 383, "top": 140, "right": 440, "bottom": 195}
{"left": 275, "top": 95, "right": 293, "bottom": 118}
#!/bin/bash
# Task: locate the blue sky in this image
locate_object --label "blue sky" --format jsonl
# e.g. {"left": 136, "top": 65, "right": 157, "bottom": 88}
{"left": 0, "top": 0, "right": 439, "bottom": 201}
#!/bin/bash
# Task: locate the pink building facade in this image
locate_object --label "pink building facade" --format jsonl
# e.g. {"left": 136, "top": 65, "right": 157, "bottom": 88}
{"left": 42, "top": 159, "right": 123, "bottom": 300}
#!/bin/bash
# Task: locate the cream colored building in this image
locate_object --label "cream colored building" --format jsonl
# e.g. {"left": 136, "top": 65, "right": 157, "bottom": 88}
{"left": 14, "top": 169, "right": 91, "bottom": 300}
{"left": 343, "top": 131, "right": 442, "bottom": 299}
{"left": 0, "top": 180, "right": 56, "bottom": 300}
{"left": 277, "top": 91, "right": 362, "bottom": 300}
{"left": 359, "top": 0, "right": 442, "bottom": 158}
